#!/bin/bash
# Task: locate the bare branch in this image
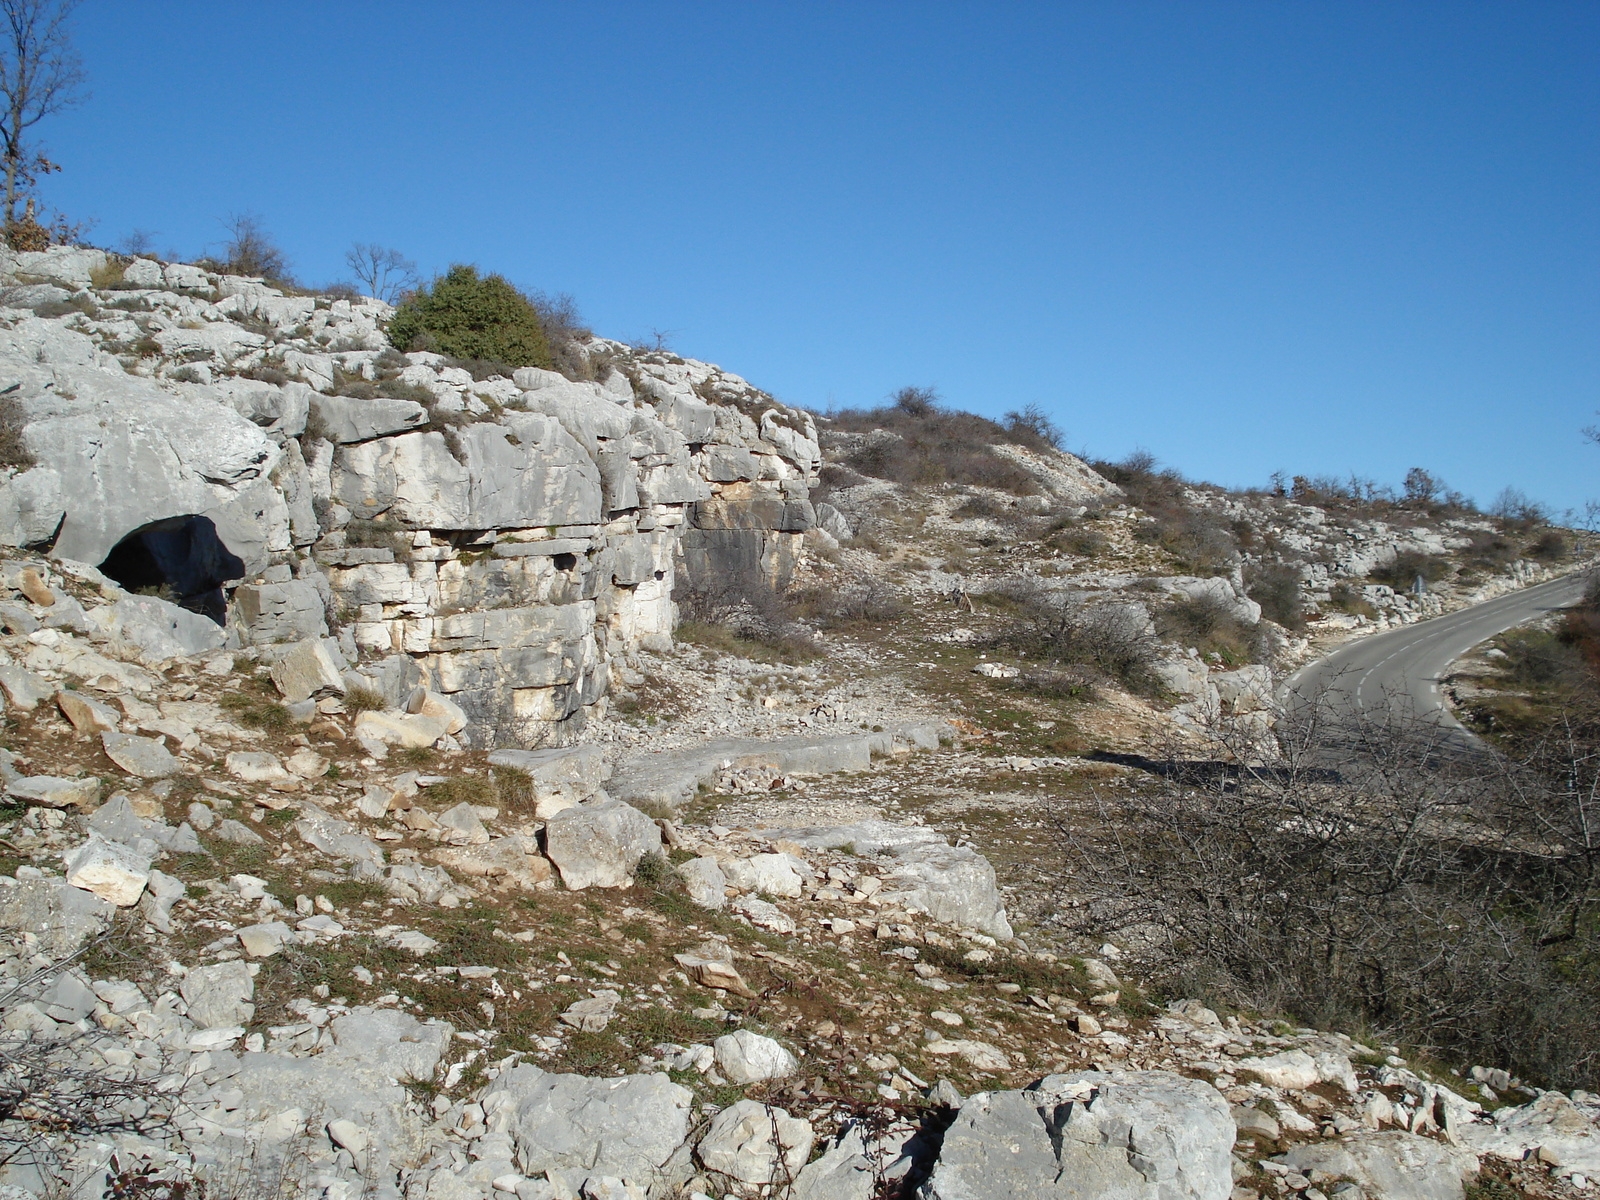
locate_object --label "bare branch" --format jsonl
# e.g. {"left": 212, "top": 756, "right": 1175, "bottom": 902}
{"left": 0, "top": 0, "right": 84, "bottom": 226}
{"left": 344, "top": 242, "right": 418, "bottom": 304}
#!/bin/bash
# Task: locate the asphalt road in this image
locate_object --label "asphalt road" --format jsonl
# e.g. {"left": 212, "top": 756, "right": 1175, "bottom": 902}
{"left": 1284, "top": 570, "right": 1593, "bottom": 755}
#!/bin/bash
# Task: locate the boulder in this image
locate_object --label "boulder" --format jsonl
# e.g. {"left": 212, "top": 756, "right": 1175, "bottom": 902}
{"left": 1211, "top": 665, "right": 1274, "bottom": 714}
{"left": 436, "top": 801, "right": 489, "bottom": 845}
{"left": 63, "top": 834, "right": 151, "bottom": 906}
{"left": 677, "top": 857, "right": 727, "bottom": 909}
{"left": 488, "top": 744, "right": 610, "bottom": 812}
{"left": 236, "top": 921, "right": 293, "bottom": 957}
{"left": 268, "top": 637, "right": 347, "bottom": 702}
{"left": 353, "top": 710, "right": 447, "bottom": 749}
{"left": 225, "top": 750, "right": 289, "bottom": 783}
{"left": 713, "top": 1030, "right": 797, "bottom": 1085}
{"left": 1280, "top": 1131, "right": 1479, "bottom": 1200}
{"left": 790, "top": 1127, "right": 876, "bottom": 1200}
{"left": 878, "top": 841, "right": 1012, "bottom": 940}
{"left": 56, "top": 689, "right": 119, "bottom": 733}
{"left": 292, "top": 804, "right": 385, "bottom": 873}
{"left": 0, "top": 465, "right": 66, "bottom": 548}
{"left": 7, "top": 774, "right": 99, "bottom": 809}
{"left": 0, "top": 874, "right": 113, "bottom": 955}
{"left": 405, "top": 687, "right": 467, "bottom": 735}
{"left": 431, "top": 835, "right": 552, "bottom": 890}
{"left": 542, "top": 799, "right": 661, "bottom": 889}
{"left": 766, "top": 819, "right": 1012, "bottom": 938}
{"left": 0, "top": 662, "right": 53, "bottom": 708}
{"left": 697, "top": 1099, "right": 813, "bottom": 1185}
{"left": 1236, "top": 1046, "right": 1357, "bottom": 1093}
{"left": 232, "top": 579, "right": 328, "bottom": 644}
{"left": 674, "top": 949, "right": 756, "bottom": 998}
{"left": 482, "top": 1066, "right": 693, "bottom": 1185}
{"left": 326, "top": 1006, "right": 453, "bottom": 1083}
{"left": 88, "top": 594, "right": 228, "bottom": 662}
{"left": 919, "top": 1070, "right": 1234, "bottom": 1200}
{"left": 9, "top": 360, "right": 284, "bottom": 571}
{"left": 721, "top": 852, "right": 803, "bottom": 899}
{"left": 229, "top": 1037, "right": 442, "bottom": 1169}
{"left": 181, "top": 960, "right": 255, "bottom": 1028}
{"left": 99, "top": 731, "right": 179, "bottom": 778}
{"left": 285, "top": 748, "right": 329, "bottom": 778}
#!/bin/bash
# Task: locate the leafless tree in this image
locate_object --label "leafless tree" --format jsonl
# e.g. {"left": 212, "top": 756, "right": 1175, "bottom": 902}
{"left": 344, "top": 242, "right": 418, "bottom": 303}
{"left": 216, "top": 212, "right": 290, "bottom": 282}
{"left": 891, "top": 385, "right": 939, "bottom": 417}
{"left": 116, "top": 227, "right": 158, "bottom": 258}
{"left": 0, "top": 0, "right": 83, "bottom": 227}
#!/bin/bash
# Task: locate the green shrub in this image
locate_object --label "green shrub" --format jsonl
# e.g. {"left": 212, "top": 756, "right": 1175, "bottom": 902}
{"left": 386, "top": 265, "right": 551, "bottom": 368}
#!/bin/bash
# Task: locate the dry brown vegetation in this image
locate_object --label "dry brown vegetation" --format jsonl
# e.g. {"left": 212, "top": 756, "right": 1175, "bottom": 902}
{"left": 1051, "top": 693, "right": 1600, "bottom": 1089}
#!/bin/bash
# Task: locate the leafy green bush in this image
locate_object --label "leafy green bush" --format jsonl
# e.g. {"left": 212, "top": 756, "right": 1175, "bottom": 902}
{"left": 386, "top": 264, "right": 551, "bottom": 368}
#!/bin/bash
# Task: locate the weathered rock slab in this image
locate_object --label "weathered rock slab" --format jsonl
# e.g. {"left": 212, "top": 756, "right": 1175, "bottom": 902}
{"left": 919, "top": 1070, "right": 1234, "bottom": 1200}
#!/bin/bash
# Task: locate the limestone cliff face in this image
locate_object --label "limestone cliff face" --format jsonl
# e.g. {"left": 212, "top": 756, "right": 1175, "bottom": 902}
{"left": 0, "top": 246, "right": 820, "bottom": 746}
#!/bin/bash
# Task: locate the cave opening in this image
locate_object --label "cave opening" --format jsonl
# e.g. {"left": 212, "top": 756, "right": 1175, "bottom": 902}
{"left": 98, "top": 515, "right": 245, "bottom": 625}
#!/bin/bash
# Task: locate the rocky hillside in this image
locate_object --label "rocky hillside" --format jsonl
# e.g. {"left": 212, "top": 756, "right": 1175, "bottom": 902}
{"left": 0, "top": 247, "right": 1591, "bottom": 1199}
{"left": 0, "top": 244, "right": 824, "bottom": 751}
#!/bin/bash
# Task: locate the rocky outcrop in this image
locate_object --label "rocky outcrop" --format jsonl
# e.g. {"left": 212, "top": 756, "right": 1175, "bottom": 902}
{"left": 919, "top": 1070, "right": 1235, "bottom": 1200}
{"left": 0, "top": 250, "right": 822, "bottom": 746}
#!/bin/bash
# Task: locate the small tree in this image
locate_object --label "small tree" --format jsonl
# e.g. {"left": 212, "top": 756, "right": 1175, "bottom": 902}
{"left": 1003, "top": 402, "right": 1063, "bottom": 449}
{"left": 386, "top": 264, "right": 551, "bottom": 368}
{"left": 1402, "top": 466, "right": 1443, "bottom": 507}
{"left": 891, "top": 385, "right": 939, "bottom": 418}
{"left": 0, "top": 0, "right": 83, "bottom": 239}
{"left": 216, "top": 212, "right": 290, "bottom": 282}
{"left": 344, "top": 242, "right": 418, "bottom": 303}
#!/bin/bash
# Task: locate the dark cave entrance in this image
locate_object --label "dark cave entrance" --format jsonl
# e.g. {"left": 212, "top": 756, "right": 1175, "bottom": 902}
{"left": 98, "top": 515, "right": 245, "bottom": 625}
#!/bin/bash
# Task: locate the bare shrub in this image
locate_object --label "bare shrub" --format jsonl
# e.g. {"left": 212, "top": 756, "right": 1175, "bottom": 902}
{"left": 1244, "top": 562, "right": 1305, "bottom": 630}
{"left": 1371, "top": 550, "right": 1449, "bottom": 591}
{"left": 891, "top": 384, "right": 939, "bottom": 417}
{"left": 1156, "top": 593, "right": 1260, "bottom": 664}
{"left": 1528, "top": 529, "right": 1570, "bottom": 562}
{"left": 674, "top": 570, "right": 821, "bottom": 662}
{"left": 343, "top": 684, "right": 386, "bottom": 714}
{"left": 214, "top": 212, "right": 292, "bottom": 284}
{"left": 0, "top": 389, "right": 31, "bottom": 468}
{"left": 1327, "top": 581, "right": 1378, "bottom": 619}
{"left": 1002, "top": 402, "right": 1064, "bottom": 451}
{"left": 528, "top": 289, "right": 592, "bottom": 380}
{"left": 793, "top": 576, "right": 905, "bottom": 626}
{"left": 984, "top": 577, "right": 1160, "bottom": 694}
{"left": 827, "top": 397, "right": 1047, "bottom": 496}
{"left": 1050, "top": 694, "right": 1600, "bottom": 1088}
{"left": 1490, "top": 486, "right": 1550, "bottom": 532}
{"left": 952, "top": 493, "right": 1010, "bottom": 522}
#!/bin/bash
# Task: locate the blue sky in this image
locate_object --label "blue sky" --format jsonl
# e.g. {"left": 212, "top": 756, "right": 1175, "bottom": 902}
{"left": 39, "top": 1, "right": 1600, "bottom": 516}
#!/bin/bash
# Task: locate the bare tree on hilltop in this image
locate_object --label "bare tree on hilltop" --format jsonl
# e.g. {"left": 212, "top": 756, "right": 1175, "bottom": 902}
{"left": 345, "top": 242, "right": 419, "bottom": 303}
{"left": 0, "top": 0, "right": 84, "bottom": 237}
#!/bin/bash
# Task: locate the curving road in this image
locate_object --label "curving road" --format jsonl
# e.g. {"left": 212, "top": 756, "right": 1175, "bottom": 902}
{"left": 1284, "top": 570, "right": 1592, "bottom": 756}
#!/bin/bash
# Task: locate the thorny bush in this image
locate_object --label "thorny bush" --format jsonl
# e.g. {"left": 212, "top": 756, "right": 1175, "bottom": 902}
{"left": 1050, "top": 689, "right": 1600, "bottom": 1089}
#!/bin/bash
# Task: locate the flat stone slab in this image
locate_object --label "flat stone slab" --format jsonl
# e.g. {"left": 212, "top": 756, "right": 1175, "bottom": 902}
{"left": 607, "top": 720, "right": 951, "bottom": 814}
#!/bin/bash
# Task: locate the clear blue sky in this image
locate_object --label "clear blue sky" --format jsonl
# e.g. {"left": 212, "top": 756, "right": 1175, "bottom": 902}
{"left": 39, "top": 1, "right": 1600, "bottom": 517}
